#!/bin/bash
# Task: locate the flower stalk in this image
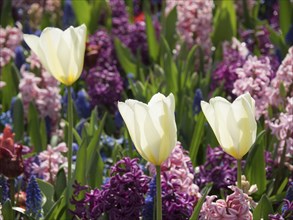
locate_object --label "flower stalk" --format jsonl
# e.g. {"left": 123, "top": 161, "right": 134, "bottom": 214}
{"left": 156, "top": 166, "right": 162, "bottom": 220}
{"left": 237, "top": 159, "right": 242, "bottom": 188}
{"left": 67, "top": 87, "right": 73, "bottom": 199}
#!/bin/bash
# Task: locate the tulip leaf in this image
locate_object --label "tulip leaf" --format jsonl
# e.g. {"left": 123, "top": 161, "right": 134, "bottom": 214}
{"left": 253, "top": 194, "right": 273, "bottom": 220}
{"left": 74, "top": 138, "right": 88, "bottom": 193}
{"left": 37, "top": 179, "right": 55, "bottom": 215}
{"left": 1, "top": 63, "right": 19, "bottom": 111}
{"left": 44, "top": 196, "right": 66, "bottom": 220}
{"left": 12, "top": 96, "right": 24, "bottom": 142}
{"left": 162, "top": 6, "right": 177, "bottom": 50}
{"left": 88, "top": 151, "right": 104, "bottom": 188}
{"left": 2, "top": 200, "right": 14, "bottom": 220}
{"left": 40, "top": 118, "right": 48, "bottom": 150}
{"left": 190, "top": 183, "right": 213, "bottom": 220}
{"left": 279, "top": 0, "right": 293, "bottom": 37}
{"left": 189, "top": 112, "right": 205, "bottom": 167}
{"left": 145, "top": 12, "right": 159, "bottom": 61}
{"left": 71, "top": 0, "right": 91, "bottom": 27}
{"left": 244, "top": 130, "right": 267, "bottom": 197}
{"left": 114, "top": 38, "right": 137, "bottom": 76}
{"left": 28, "top": 103, "right": 42, "bottom": 152}
{"left": 0, "top": 0, "right": 13, "bottom": 26}
{"left": 54, "top": 168, "right": 67, "bottom": 201}
{"left": 212, "top": 0, "right": 236, "bottom": 46}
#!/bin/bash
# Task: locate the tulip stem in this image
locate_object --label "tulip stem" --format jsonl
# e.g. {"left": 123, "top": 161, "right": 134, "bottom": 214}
{"left": 9, "top": 178, "right": 15, "bottom": 206}
{"left": 156, "top": 166, "right": 162, "bottom": 220}
{"left": 67, "top": 87, "right": 73, "bottom": 199}
{"left": 237, "top": 160, "right": 242, "bottom": 188}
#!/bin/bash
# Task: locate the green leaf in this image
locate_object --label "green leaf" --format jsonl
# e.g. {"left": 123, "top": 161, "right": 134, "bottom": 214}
{"left": 88, "top": 151, "right": 104, "bottom": 188}
{"left": 74, "top": 138, "right": 88, "bottom": 191}
{"left": 253, "top": 195, "right": 273, "bottom": 220}
{"left": 2, "top": 200, "right": 14, "bottom": 220}
{"left": 44, "top": 196, "right": 66, "bottom": 220}
{"left": 279, "top": 0, "right": 293, "bottom": 36}
{"left": 163, "top": 6, "right": 177, "bottom": 50}
{"left": 0, "top": 0, "right": 13, "bottom": 26}
{"left": 190, "top": 183, "right": 213, "bottom": 220}
{"left": 40, "top": 118, "right": 48, "bottom": 150}
{"left": 55, "top": 169, "right": 67, "bottom": 200}
{"left": 114, "top": 38, "right": 137, "bottom": 76}
{"left": 88, "top": 0, "right": 105, "bottom": 34}
{"left": 145, "top": 12, "right": 159, "bottom": 61}
{"left": 89, "top": 107, "right": 98, "bottom": 137}
{"left": 212, "top": 0, "right": 236, "bottom": 46}
{"left": 189, "top": 112, "right": 205, "bottom": 167}
{"left": 28, "top": 103, "right": 42, "bottom": 152}
{"left": 71, "top": 0, "right": 91, "bottom": 26}
{"left": 245, "top": 130, "right": 267, "bottom": 197}
{"left": 37, "top": 179, "right": 55, "bottom": 215}
{"left": 12, "top": 96, "right": 24, "bottom": 141}
{"left": 1, "top": 63, "right": 19, "bottom": 111}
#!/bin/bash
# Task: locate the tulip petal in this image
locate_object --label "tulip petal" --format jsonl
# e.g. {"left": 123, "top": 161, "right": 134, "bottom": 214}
{"left": 133, "top": 102, "right": 161, "bottom": 165}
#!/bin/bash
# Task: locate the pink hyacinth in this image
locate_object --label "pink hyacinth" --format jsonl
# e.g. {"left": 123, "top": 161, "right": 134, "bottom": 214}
{"left": 19, "top": 53, "right": 61, "bottom": 130}
{"left": 267, "top": 47, "right": 293, "bottom": 107}
{"left": 31, "top": 143, "right": 67, "bottom": 183}
{"left": 165, "top": 0, "right": 213, "bottom": 68}
{"left": 200, "top": 186, "right": 253, "bottom": 220}
{"left": 233, "top": 56, "right": 273, "bottom": 119}
{"left": 149, "top": 142, "right": 201, "bottom": 199}
{"left": 0, "top": 25, "right": 23, "bottom": 67}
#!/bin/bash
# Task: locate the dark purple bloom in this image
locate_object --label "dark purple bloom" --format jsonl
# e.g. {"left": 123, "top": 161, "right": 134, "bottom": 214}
{"left": 71, "top": 157, "right": 150, "bottom": 220}
{"left": 143, "top": 177, "right": 156, "bottom": 220}
{"left": 75, "top": 90, "right": 91, "bottom": 119}
{"left": 63, "top": 0, "right": 76, "bottom": 28}
{"left": 14, "top": 46, "right": 26, "bottom": 70}
{"left": 258, "top": 0, "right": 279, "bottom": 30}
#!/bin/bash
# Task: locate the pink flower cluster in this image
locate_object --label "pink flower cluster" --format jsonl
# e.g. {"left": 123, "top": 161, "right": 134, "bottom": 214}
{"left": 233, "top": 56, "right": 273, "bottom": 119}
{"left": 31, "top": 143, "right": 67, "bottom": 183}
{"left": 149, "top": 142, "right": 201, "bottom": 199}
{"left": 165, "top": 0, "right": 213, "bottom": 67}
{"left": 19, "top": 53, "right": 61, "bottom": 130}
{"left": 200, "top": 186, "right": 253, "bottom": 220}
{"left": 0, "top": 25, "right": 23, "bottom": 68}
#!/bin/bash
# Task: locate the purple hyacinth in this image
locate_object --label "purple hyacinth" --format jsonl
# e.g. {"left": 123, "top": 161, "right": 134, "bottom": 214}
{"left": 195, "top": 146, "right": 273, "bottom": 191}
{"left": 211, "top": 38, "right": 249, "bottom": 99}
{"left": 71, "top": 157, "right": 150, "bottom": 220}
{"left": 84, "top": 30, "right": 123, "bottom": 112}
{"left": 26, "top": 175, "right": 43, "bottom": 218}
{"left": 0, "top": 175, "right": 9, "bottom": 203}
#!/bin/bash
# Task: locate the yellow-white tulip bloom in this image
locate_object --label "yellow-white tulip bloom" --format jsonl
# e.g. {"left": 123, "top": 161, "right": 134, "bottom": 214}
{"left": 200, "top": 93, "right": 257, "bottom": 160}
{"left": 118, "top": 93, "right": 177, "bottom": 165}
{"left": 23, "top": 24, "right": 87, "bottom": 86}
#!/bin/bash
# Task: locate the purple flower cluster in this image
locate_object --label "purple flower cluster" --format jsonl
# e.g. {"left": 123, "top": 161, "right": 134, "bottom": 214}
{"left": 71, "top": 157, "right": 150, "bottom": 220}
{"left": 84, "top": 30, "right": 123, "bottom": 112}
{"left": 200, "top": 186, "right": 253, "bottom": 220}
{"left": 195, "top": 146, "right": 273, "bottom": 191}
{"left": 148, "top": 143, "right": 201, "bottom": 219}
{"left": 212, "top": 38, "right": 249, "bottom": 98}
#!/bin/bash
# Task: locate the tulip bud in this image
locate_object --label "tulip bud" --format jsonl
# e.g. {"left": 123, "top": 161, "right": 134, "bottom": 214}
{"left": 118, "top": 93, "right": 177, "bottom": 165}
{"left": 200, "top": 93, "right": 257, "bottom": 159}
{"left": 23, "top": 24, "right": 87, "bottom": 86}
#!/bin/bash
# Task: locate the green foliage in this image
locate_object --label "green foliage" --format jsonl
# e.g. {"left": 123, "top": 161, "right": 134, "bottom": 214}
{"left": 279, "top": 0, "right": 293, "bottom": 37}
{"left": 12, "top": 96, "right": 24, "bottom": 141}
{"left": 0, "top": 0, "right": 13, "bottom": 26}
{"left": 253, "top": 195, "right": 274, "bottom": 220}
{"left": 212, "top": 0, "right": 237, "bottom": 47}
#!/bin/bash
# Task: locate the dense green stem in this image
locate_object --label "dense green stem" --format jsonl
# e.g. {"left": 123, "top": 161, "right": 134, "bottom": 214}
{"left": 67, "top": 87, "right": 73, "bottom": 199}
{"left": 156, "top": 166, "right": 162, "bottom": 220}
{"left": 9, "top": 178, "right": 15, "bottom": 206}
{"left": 237, "top": 159, "right": 242, "bottom": 188}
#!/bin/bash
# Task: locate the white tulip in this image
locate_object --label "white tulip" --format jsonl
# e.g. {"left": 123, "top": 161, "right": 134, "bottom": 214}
{"left": 23, "top": 24, "right": 87, "bottom": 86}
{"left": 201, "top": 93, "right": 257, "bottom": 159}
{"left": 118, "top": 93, "right": 177, "bottom": 165}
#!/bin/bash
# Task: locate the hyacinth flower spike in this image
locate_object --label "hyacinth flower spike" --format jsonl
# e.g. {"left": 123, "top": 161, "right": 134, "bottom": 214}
{"left": 118, "top": 93, "right": 177, "bottom": 220}
{"left": 201, "top": 93, "right": 257, "bottom": 188}
{"left": 23, "top": 24, "right": 87, "bottom": 211}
